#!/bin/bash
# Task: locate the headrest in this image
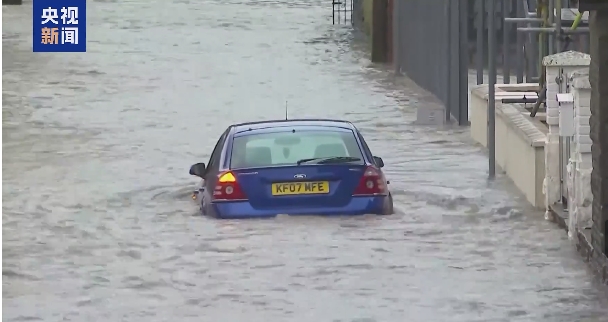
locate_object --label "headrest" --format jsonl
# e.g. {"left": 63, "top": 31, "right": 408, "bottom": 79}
{"left": 245, "top": 146, "right": 272, "bottom": 167}
{"left": 314, "top": 143, "right": 347, "bottom": 158}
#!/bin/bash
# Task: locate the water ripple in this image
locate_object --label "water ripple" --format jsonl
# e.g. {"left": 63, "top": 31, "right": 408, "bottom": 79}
{"left": 3, "top": 0, "right": 608, "bottom": 321}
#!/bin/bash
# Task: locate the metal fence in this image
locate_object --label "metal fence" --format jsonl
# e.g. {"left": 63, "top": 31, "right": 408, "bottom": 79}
{"left": 332, "top": 0, "right": 354, "bottom": 25}
{"left": 488, "top": 0, "right": 590, "bottom": 86}
{"left": 483, "top": 0, "right": 589, "bottom": 179}
{"left": 351, "top": 0, "right": 590, "bottom": 127}
{"left": 393, "top": 0, "right": 470, "bottom": 125}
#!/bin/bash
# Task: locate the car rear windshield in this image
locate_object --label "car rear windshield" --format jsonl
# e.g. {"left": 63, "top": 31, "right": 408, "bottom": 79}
{"left": 230, "top": 129, "right": 364, "bottom": 168}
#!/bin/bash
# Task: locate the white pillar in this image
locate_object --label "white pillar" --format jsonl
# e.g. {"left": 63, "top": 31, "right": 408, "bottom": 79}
{"left": 571, "top": 71, "right": 593, "bottom": 231}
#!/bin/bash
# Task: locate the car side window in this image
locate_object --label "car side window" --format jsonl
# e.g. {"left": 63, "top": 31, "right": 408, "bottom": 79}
{"left": 206, "top": 130, "right": 228, "bottom": 172}
{"left": 357, "top": 132, "right": 374, "bottom": 161}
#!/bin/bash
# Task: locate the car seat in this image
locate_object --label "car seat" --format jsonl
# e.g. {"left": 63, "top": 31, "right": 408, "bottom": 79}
{"left": 245, "top": 146, "right": 272, "bottom": 167}
{"left": 314, "top": 143, "right": 347, "bottom": 158}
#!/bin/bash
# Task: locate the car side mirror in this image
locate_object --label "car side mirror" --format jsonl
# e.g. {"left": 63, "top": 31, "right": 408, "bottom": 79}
{"left": 189, "top": 163, "right": 206, "bottom": 177}
{"left": 373, "top": 156, "right": 384, "bottom": 168}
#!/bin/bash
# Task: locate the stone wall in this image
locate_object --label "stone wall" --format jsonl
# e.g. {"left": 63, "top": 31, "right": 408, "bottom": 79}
{"left": 543, "top": 51, "right": 591, "bottom": 215}
{"left": 569, "top": 70, "right": 593, "bottom": 234}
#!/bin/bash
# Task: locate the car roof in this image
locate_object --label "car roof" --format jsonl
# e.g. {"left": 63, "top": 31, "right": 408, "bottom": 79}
{"left": 232, "top": 119, "right": 356, "bottom": 134}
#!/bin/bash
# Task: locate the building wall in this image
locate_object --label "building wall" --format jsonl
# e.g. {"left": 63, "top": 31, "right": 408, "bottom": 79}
{"left": 588, "top": 9, "right": 608, "bottom": 269}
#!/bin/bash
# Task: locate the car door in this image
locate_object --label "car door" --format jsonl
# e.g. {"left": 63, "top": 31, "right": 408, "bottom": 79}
{"left": 201, "top": 129, "right": 229, "bottom": 209}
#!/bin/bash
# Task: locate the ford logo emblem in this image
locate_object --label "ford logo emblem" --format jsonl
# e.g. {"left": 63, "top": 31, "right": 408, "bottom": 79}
{"left": 293, "top": 174, "right": 306, "bottom": 179}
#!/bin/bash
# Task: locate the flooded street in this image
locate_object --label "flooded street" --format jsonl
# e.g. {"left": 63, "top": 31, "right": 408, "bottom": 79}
{"left": 3, "top": 0, "right": 608, "bottom": 321}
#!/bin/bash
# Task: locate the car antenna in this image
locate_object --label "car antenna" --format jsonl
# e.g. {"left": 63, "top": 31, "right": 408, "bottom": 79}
{"left": 285, "top": 101, "right": 288, "bottom": 120}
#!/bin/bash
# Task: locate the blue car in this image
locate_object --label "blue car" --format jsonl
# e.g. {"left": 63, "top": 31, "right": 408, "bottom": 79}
{"left": 189, "top": 119, "right": 393, "bottom": 218}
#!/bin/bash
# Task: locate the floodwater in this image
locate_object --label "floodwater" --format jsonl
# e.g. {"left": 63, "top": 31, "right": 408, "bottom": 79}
{"left": 3, "top": 1, "right": 607, "bottom": 321}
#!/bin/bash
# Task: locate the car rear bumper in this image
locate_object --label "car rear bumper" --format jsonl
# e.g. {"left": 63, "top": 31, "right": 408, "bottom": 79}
{"left": 211, "top": 196, "right": 390, "bottom": 219}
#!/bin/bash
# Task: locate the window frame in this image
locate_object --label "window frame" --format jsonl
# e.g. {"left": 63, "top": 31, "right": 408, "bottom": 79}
{"left": 356, "top": 131, "right": 375, "bottom": 162}
{"left": 206, "top": 128, "right": 230, "bottom": 174}
{"left": 229, "top": 128, "right": 365, "bottom": 169}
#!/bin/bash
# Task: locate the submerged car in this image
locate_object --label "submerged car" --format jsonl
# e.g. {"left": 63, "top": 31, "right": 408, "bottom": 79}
{"left": 189, "top": 119, "right": 393, "bottom": 218}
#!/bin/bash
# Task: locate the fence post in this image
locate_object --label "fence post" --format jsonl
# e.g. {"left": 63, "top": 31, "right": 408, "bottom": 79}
{"left": 371, "top": 0, "right": 389, "bottom": 62}
{"left": 502, "top": 0, "right": 511, "bottom": 84}
{"left": 386, "top": 0, "right": 394, "bottom": 64}
{"left": 392, "top": 0, "right": 400, "bottom": 73}
{"left": 477, "top": 0, "right": 486, "bottom": 85}
{"left": 458, "top": 0, "right": 469, "bottom": 124}
{"left": 488, "top": 0, "right": 497, "bottom": 178}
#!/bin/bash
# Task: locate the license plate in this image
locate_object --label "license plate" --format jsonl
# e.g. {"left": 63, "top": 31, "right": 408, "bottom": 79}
{"left": 271, "top": 181, "right": 330, "bottom": 196}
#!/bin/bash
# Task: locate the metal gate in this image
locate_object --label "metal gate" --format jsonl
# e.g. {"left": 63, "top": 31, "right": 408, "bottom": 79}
{"left": 332, "top": 0, "right": 353, "bottom": 25}
{"left": 393, "top": 0, "right": 469, "bottom": 125}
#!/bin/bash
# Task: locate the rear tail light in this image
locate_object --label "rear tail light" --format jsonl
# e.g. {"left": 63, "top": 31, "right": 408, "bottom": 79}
{"left": 353, "top": 166, "right": 387, "bottom": 196}
{"left": 212, "top": 171, "right": 248, "bottom": 201}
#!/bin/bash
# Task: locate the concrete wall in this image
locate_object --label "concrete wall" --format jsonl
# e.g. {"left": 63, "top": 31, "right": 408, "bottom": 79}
{"left": 470, "top": 84, "right": 547, "bottom": 209}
